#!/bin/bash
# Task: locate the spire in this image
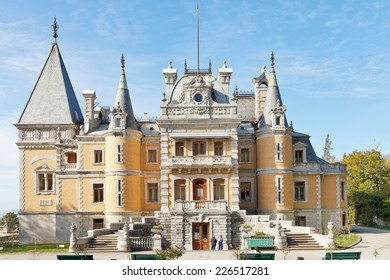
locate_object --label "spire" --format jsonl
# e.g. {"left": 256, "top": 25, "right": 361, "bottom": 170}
{"left": 268, "top": 51, "right": 278, "bottom": 87}
{"left": 259, "top": 52, "right": 287, "bottom": 128}
{"left": 52, "top": 17, "right": 58, "bottom": 43}
{"left": 17, "top": 19, "right": 83, "bottom": 126}
{"left": 196, "top": 3, "right": 200, "bottom": 75}
{"left": 112, "top": 53, "right": 138, "bottom": 130}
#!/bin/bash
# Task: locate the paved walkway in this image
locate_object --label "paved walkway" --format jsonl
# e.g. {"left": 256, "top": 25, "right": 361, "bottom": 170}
{"left": 0, "top": 226, "right": 389, "bottom": 260}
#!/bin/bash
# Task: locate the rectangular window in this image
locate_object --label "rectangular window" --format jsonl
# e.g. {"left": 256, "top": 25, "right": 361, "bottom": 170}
{"left": 276, "top": 143, "right": 282, "bottom": 161}
{"left": 175, "top": 142, "right": 184, "bottom": 156}
{"left": 295, "top": 216, "right": 306, "bottom": 227}
{"left": 295, "top": 150, "right": 304, "bottom": 163}
{"left": 213, "top": 179, "right": 225, "bottom": 200}
{"left": 214, "top": 142, "right": 223, "bottom": 156}
{"left": 294, "top": 181, "right": 306, "bottom": 202}
{"left": 147, "top": 183, "right": 158, "bottom": 203}
{"left": 93, "top": 184, "right": 104, "bottom": 203}
{"left": 240, "top": 148, "right": 250, "bottom": 163}
{"left": 174, "top": 179, "right": 186, "bottom": 201}
{"left": 38, "top": 174, "right": 45, "bottom": 191}
{"left": 94, "top": 150, "right": 103, "bottom": 163}
{"left": 147, "top": 149, "right": 157, "bottom": 163}
{"left": 193, "top": 142, "right": 206, "bottom": 156}
{"left": 341, "top": 181, "right": 345, "bottom": 201}
{"left": 276, "top": 176, "right": 283, "bottom": 205}
{"left": 37, "top": 173, "right": 54, "bottom": 192}
{"left": 117, "top": 145, "right": 122, "bottom": 163}
{"left": 240, "top": 182, "right": 251, "bottom": 202}
{"left": 117, "top": 180, "right": 123, "bottom": 207}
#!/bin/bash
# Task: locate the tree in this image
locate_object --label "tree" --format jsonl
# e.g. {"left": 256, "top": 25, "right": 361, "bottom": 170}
{"left": 342, "top": 149, "right": 390, "bottom": 225}
{"left": 0, "top": 212, "right": 18, "bottom": 232}
{"left": 323, "top": 134, "right": 336, "bottom": 163}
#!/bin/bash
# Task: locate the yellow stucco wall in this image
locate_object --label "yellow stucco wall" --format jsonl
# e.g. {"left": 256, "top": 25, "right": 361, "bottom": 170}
{"left": 81, "top": 143, "right": 106, "bottom": 171}
{"left": 80, "top": 177, "right": 105, "bottom": 212}
{"left": 293, "top": 175, "right": 318, "bottom": 209}
{"left": 257, "top": 135, "right": 293, "bottom": 169}
{"left": 60, "top": 178, "right": 78, "bottom": 211}
{"left": 257, "top": 173, "right": 293, "bottom": 209}
{"left": 23, "top": 149, "right": 57, "bottom": 212}
{"left": 321, "top": 175, "right": 337, "bottom": 208}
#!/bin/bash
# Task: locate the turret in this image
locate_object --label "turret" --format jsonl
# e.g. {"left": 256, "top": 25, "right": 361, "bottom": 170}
{"left": 162, "top": 61, "right": 177, "bottom": 98}
{"left": 218, "top": 60, "right": 233, "bottom": 95}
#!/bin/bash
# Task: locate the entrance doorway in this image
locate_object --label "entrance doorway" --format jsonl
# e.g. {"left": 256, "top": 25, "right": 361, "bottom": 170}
{"left": 192, "top": 222, "right": 210, "bottom": 250}
{"left": 193, "top": 179, "right": 207, "bottom": 200}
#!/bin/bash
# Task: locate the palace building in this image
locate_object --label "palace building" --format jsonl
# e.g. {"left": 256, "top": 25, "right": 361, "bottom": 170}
{"left": 15, "top": 20, "right": 347, "bottom": 249}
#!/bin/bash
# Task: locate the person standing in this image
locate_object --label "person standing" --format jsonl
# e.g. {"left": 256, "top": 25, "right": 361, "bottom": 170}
{"left": 218, "top": 235, "right": 223, "bottom": 250}
{"left": 210, "top": 235, "right": 217, "bottom": 250}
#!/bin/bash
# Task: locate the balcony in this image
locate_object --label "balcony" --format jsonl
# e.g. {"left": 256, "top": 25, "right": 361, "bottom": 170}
{"left": 174, "top": 200, "right": 228, "bottom": 212}
{"left": 64, "top": 163, "right": 77, "bottom": 170}
{"left": 170, "top": 156, "right": 232, "bottom": 166}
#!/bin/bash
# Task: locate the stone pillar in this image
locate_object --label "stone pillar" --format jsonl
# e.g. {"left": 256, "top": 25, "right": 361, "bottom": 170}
{"left": 274, "top": 221, "right": 287, "bottom": 249}
{"left": 240, "top": 227, "right": 252, "bottom": 250}
{"left": 326, "top": 220, "right": 335, "bottom": 249}
{"left": 152, "top": 234, "right": 162, "bottom": 251}
{"left": 68, "top": 223, "right": 78, "bottom": 253}
{"left": 117, "top": 223, "right": 130, "bottom": 251}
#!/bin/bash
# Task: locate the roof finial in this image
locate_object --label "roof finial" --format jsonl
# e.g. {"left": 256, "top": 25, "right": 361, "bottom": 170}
{"left": 121, "top": 53, "right": 125, "bottom": 70}
{"left": 52, "top": 17, "right": 59, "bottom": 43}
{"left": 271, "top": 51, "right": 275, "bottom": 68}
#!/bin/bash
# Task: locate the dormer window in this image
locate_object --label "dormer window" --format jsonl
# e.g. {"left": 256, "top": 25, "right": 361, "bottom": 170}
{"left": 115, "top": 117, "right": 121, "bottom": 128}
{"left": 293, "top": 142, "right": 307, "bottom": 164}
{"left": 271, "top": 99, "right": 286, "bottom": 128}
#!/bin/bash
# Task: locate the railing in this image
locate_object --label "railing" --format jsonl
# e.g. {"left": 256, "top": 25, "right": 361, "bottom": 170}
{"left": 161, "top": 105, "right": 237, "bottom": 117}
{"left": 129, "top": 237, "right": 153, "bottom": 251}
{"left": 174, "top": 200, "right": 228, "bottom": 211}
{"left": 170, "top": 156, "right": 232, "bottom": 166}
{"left": 64, "top": 163, "right": 77, "bottom": 170}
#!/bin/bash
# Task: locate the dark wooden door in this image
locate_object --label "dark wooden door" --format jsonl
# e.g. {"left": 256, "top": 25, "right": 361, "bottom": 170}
{"left": 192, "top": 223, "right": 210, "bottom": 250}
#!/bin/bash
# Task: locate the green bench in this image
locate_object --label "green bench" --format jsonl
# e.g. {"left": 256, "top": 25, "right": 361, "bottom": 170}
{"left": 240, "top": 253, "right": 275, "bottom": 260}
{"left": 322, "top": 252, "right": 361, "bottom": 260}
{"left": 56, "top": 254, "right": 94, "bottom": 260}
{"left": 247, "top": 238, "right": 274, "bottom": 249}
{"left": 130, "top": 253, "right": 157, "bottom": 260}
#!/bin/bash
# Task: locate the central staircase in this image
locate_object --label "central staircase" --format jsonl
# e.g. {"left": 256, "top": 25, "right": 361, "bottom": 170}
{"left": 88, "top": 232, "right": 119, "bottom": 252}
{"left": 286, "top": 233, "right": 324, "bottom": 250}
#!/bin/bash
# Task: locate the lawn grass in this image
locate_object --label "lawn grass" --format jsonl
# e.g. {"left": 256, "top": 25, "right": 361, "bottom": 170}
{"left": 0, "top": 242, "right": 69, "bottom": 254}
{"left": 335, "top": 233, "right": 360, "bottom": 249}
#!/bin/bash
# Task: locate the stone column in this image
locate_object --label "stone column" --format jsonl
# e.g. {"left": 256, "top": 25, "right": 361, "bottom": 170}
{"left": 117, "top": 223, "right": 130, "bottom": 251}
{"left": 68, "top": 223, "right": 78, "bottom": 253}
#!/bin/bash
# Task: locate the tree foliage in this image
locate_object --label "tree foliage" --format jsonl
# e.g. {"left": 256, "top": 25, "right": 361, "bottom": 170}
{"left": 323, "top": 134, "right": 336, "bottom": 163}
{"left": 342, "top": 149, "right": 390, "bottom": 225}
{"left": 0, "top": 212, "right": 19, "bottom": 232}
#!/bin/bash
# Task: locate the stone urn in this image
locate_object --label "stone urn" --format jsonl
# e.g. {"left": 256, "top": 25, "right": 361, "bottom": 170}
{"left": 151, "top": 226, "right": 163, "bottom": 235}
{"left": 241, "top": 225, "right": 252, "bottom": 233}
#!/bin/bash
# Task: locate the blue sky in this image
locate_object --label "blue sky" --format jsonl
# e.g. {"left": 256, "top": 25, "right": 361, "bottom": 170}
{"left": 0, "top": 0, "right": 389, "bottom": 214}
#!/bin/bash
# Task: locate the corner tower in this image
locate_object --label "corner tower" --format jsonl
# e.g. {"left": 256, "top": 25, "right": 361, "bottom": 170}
{"left": 104, "top": 54, "right": 142, "bottom": 223}
{"left": 255, "top": 52, "right": 294, "bottom": 220}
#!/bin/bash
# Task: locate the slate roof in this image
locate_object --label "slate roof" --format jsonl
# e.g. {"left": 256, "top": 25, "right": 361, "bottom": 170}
{"left": 292, "top": 132, "right": 319, "bottom": 163}
{"left": 112, "top": 67, "right": 139, "bottom": 130}
{"left": 18, "top": 42, "right": 83, "bottom": 125}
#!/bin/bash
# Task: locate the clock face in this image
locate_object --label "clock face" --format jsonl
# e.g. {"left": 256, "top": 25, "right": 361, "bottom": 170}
{"left": 194, "top": 93, "right": 203, "bottom": 103}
